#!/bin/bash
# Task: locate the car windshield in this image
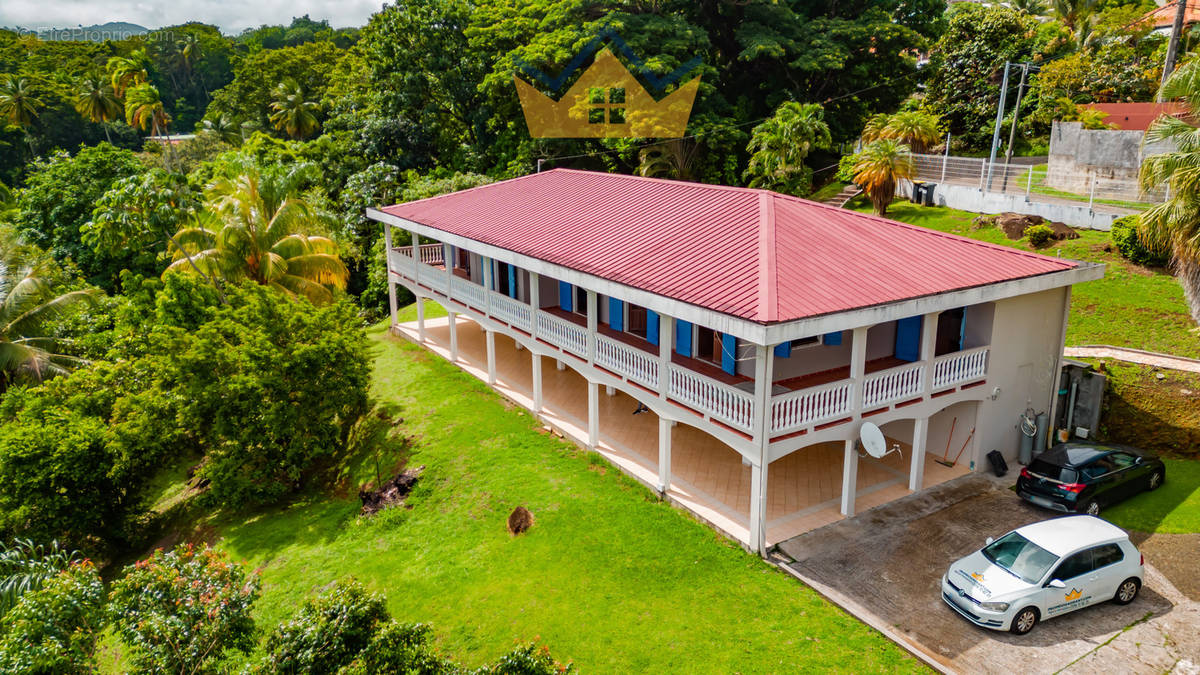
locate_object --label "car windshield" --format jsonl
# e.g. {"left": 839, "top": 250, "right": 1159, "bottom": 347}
{"left": 981, "top": 532, "right": 1059, "bottom": 584}
{"left": 1029, "top": 459, "right": 1078, "bottom": 483}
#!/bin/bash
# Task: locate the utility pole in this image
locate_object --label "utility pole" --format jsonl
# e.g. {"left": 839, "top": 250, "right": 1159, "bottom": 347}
{"left": 1159, "top": 0, "right": 1189, "bottom": 99}
{"left": 1005, "top": 64, "right": 1031, "bottom": 165}
{"left": 985, "top": 62, "right": 1012, "bottom": 192}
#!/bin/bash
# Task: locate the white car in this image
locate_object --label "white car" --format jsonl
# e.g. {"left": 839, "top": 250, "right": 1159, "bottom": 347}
{"left": 941, "top": 515, "right": 1143, "bottom": 635}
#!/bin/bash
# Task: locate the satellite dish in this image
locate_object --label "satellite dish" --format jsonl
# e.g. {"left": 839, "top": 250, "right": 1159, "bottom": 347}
{"left": 860, "top": 422, "right": 888, "bottom": 459}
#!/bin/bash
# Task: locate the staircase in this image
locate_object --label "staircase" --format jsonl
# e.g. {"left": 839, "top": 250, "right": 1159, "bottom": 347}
{"left": 824, "top": 184, "right": 862, "bottom": 209}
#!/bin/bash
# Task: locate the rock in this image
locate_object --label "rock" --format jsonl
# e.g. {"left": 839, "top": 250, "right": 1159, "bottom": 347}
{"left": 994, "top": 213, "right": 1047, "bottom": 240}
{"left": 1044, "top": 220, "right": 1080, "bottom": 241}
{"left": 507, "top": 506, "right": 534, "bottom": 535}
{"left": 359, "top": 465, "right": 425, "bottom": 516}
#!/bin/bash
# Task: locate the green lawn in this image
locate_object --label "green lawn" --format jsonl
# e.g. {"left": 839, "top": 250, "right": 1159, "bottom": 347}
{"left": 1104, "top": 459, "right": 1200, "bottom": 534}
{"left": 852, "top": 200, "right": 1199, "bottom": 358}
{"left": 195, "top": 326, "right": 924, "bottom": 673}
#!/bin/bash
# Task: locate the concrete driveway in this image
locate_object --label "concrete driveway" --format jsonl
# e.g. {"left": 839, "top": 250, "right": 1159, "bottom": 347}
{"left": 773, "top": 474, "right": 1200, "bottom": 674}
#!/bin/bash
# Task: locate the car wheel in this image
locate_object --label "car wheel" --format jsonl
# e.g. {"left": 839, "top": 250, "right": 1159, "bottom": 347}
{"left": 1148, "top": 471, "right": 1163, "bottom": 491}
{"left": 1081, "top": 500, "right": 1101, "bottom": 516}
{"left": 1114, "top": 578, "right": 1141, "bottom": 605}
{"left": 1010, "top": 607, "right": 1039, "bottom": 635}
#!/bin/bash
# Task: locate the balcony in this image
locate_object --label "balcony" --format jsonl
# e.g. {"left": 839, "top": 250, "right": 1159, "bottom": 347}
{"left": 390, "top": 246, "right": 989, "bottom": 439}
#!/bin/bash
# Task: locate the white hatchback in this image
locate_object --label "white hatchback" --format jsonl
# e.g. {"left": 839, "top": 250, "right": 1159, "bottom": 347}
{"left": 941, "top": 515, "right": 1143, "bottom": 634}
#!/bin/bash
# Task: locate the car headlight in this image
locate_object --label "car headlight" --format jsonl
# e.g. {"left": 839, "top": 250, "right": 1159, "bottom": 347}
{"left": 980, "top": 601, "right": 1010, "bottom": 612}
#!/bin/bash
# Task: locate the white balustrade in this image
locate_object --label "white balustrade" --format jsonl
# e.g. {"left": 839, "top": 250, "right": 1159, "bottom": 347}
{"left": 595, "top": 334, "right": 658, "bottom": 389}
{"left": 417, "top": 243, "right": 444, "bottom": 265}
{"left": 862, "top": 361, "right": 926, "bottom": 408}
{"left": 450, "top": 276, "right": 486, "bottom": 309}
{"left": 419, "top": 261, "right": 448, "bottom": 293}
{"left": 536, "top": 310, "right": 588, "bottom": 357}
{"left": 770, "top": 380, "right": 853, "bottom": 434}
{"left": 388, "top": 249, "right": 415, "bottom": 278}
{"left": 932, "top": 346, "right": 989, "bottom": 390}
{"left": 490, "top": 290, "right": 532, "bottom": 331}
{"left": 668, "top": 365, "right": 754, "bottom": 433}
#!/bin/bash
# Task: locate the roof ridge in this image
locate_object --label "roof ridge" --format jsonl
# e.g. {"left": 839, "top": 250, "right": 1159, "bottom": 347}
{"left": 549, "top": 167, "right": 774, "bottom": 196}
{"left": 757, "top": 192, "right": 778, "bottom": 323}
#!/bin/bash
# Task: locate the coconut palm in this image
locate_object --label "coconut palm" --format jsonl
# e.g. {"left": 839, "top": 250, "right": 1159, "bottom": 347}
{"left": 0, "top": 76, "right": 42, "bottom": 129}
{"left": 268, "top": 79, "right": 320, "bottom": 140}
{"left": 166, "top": 169, "right": 348, "bottom": 304}
{"left": 124, "top": 83, "right": 169, "bottom": 136}
{"left": 1051, "top": 0, "right": 1096, "bottom": 30}
{"left": 881, "top": 111, "right": 943, "bottom": 154}
{"left": 851, "top": 139, "right": 914, "bottom": 217}
{"left": 73, "top": 74, "right": 122, "bottom": 142}
{"left": 1, "top": 256, "right": 97, "bottom": 390}
{"left": 1139, "top": 59, "right": 1200, "bottom": 324}
{"left": 106, "top": 53, "right": 148, "bottom": 98}
{"left": 200, "top": 114, "right": 242, "bottom": 145}
{"left": 744, "top": 102, "right": 832, "bottom": 194}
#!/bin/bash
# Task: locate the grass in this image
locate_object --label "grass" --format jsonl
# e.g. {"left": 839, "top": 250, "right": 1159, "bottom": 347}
{"left": 1013, "top": 164, "right": 1154, "bottom": 212}
{"left": 851, "top": 199, "right": 1199, "bottom": 358}
{"left": 1104, "top": 459, "right": 1200, "bottom": 534}
{"left": 807, "top": 180, "right": 848, "bottom": 203}
{"left": 163, "top": 325, "right": 924, "bottom": 673}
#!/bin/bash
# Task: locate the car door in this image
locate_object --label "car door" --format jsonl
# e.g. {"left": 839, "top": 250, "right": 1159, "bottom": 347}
{"left": 1082, "top": 456, "right": 1118, "bottom": 507}
{"left": 1043, "top": 549, "right": 1096, "bottom": 618}
{"left": 1089, "top": 543, "right": 1126, "bottom": 600}
{"left": 1106, "top": 452, "right": 1142, "bottom": 501}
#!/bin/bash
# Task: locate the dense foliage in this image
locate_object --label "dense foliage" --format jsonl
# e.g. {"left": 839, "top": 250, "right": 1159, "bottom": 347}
{"left": 1111, "top": 215, "right": 1170, "bottom": 267}
{"left": 0, "top": 561, "right": 105, "bottom": 674}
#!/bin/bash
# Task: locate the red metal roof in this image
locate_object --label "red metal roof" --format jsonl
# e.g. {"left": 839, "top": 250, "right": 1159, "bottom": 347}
{"left": 1142, "top": 1, "right": 1200, "bottom": 28}
{"left": 378, "top": 169, "right": 1078, "bottom": 324}
{"left": 1081, "top": 102, "right": 1190, "bottom": 131}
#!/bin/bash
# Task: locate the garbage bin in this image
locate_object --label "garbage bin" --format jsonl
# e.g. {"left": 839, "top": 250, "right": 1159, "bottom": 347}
{"left": 921, "top": 182, "right": 936, "bottom": 206}
{"left": 911, "top": 181, "right": 925, "bottom": 204}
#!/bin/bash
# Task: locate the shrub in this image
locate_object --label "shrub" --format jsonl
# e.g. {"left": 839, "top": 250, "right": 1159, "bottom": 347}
{"left": 1025, "top": 224, "right": 1054, "bottom": 247}
{"left": 0, "top": 562, "right": 105, "bottom": 674}
{"left": 339, "top": 622, "right": 454, "bottom": 675}
{"left": 1110, "top": 215, "right": 1169, "bottom": 267}
{"left": 258, "top": 578, "right": 390, "bottom": 674}
{"left": 108, "top": 544, "right": 260, "bottom": 675}
{"left": 483, "top": 642, "right": 576, "bottom": 674}
{"left": 0, "top": 539, "right": 86, "bottom": 617}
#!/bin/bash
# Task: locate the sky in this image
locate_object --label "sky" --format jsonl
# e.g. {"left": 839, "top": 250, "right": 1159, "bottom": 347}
{"left": 1, "top": 0, "right": 384, "bottom": 34}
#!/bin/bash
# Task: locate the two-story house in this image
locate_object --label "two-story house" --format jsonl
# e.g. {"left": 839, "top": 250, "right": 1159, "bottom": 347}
{"left": 368, "top": 169, "right": 1103, "bottom": 553}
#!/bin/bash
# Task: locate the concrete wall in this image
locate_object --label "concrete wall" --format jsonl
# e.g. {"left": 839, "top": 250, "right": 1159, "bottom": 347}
{"left": 918, "top": 182, "right": 1123, "bottom": 231}
{"left": 1046, "top": 121, "right": 1173, "bottom": 195}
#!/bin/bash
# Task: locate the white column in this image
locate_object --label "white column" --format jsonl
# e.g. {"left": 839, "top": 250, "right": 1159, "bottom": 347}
{"left": 749, "top": 344, "right": 774, "bottom": 554}
{"left": 920, "top": 312, "right": 938, "bottom": 397}
{"left": 658, "top": 315, "right": 674, "bottom": 399}
{"left": 841, "top": 437, "right": 858, "bottom": 516}
{"left": 448, "top": 311, "right": 458, "bottom": 361}
{"left": 587, "top": 380, "right": 599, "bottom": 448}
{"left": 556, "top": 359, "right": 565, "bottom": 371}
{"left": 605, "top": 385, "right": 615, "bottom": 396}
{"left": 909, "top": 416, "right": 929, "bottom": 492}
{"left": 384, "top": 224, "right": 397, "bottom": 329}
{"left": 658, "top": 416, "right": 671, "bottom": 493}
{"left": 485, "top": 329, "right": 496, "bottom": 385}
{"left": 416, "top": 297, "right": 426, "bottom": 343}
{"left": 849, "top": 326, "right": 868, "bottom": 416}
{"left": 749, "top": 462, "right": 766, "bottom": 552}
{"left": 529, "top": 272, "right": 540, "bottom": 341}
{"left": 482, "top": 257, "right": 493, "bottom": 317}
{"left": 410, "top": 230, "right": 420, "bottom": 288}
{"left": 532, "top": 351, "right": 543, "bottom": 412}
{"left": 586, "top": 289, "right": 597, "bottom": 366}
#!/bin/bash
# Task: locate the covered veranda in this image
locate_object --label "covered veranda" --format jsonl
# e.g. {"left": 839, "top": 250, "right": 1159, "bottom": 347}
{"left": 394, "top": 308, "right": 969, "bottom": 548}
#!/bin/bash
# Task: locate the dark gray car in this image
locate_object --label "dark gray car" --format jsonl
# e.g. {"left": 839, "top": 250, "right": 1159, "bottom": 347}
{"left": 1016, "top": 443, "right": 1166, "bottom": 516}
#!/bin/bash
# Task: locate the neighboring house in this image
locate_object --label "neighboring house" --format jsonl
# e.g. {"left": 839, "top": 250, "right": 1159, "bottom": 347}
{"left": 1046, "top": 121, "right": 1176, "bottom": 199}
{"left": 1080, "top": 103, "right": 1189, "bottom": 132}
{"left": 368, "top": 169, "right": 1103, "bottom": 553}
{"left": 1142, "top": 1, "right": 1200, "bottom": 36}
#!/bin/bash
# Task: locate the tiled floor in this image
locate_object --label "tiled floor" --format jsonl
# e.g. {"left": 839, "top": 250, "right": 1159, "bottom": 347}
{"left": 396, "top": 312, "right": 969, "bottom": 548}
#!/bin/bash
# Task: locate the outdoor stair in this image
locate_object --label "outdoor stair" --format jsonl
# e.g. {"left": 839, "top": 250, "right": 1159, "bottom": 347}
{"left": 823, "top": 184, "right": 862, "bottom": 208}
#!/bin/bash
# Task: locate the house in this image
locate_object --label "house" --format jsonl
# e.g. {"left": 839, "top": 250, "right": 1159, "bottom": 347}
{"left": 1141, "top": 1, "right": 1200, "bottom": 36}
{"left": 367, "top": 169, "right": 1104, "bottom": 553}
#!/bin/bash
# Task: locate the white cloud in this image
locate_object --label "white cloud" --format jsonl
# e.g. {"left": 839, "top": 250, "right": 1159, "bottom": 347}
{"left": 1, "top": 0, "right": 385, "bottom": 34}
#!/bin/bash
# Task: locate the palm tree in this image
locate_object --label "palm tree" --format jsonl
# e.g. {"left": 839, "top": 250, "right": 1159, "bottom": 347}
{"left": 268, "top": 79, "right": 320, "bottom": 140}
{"left": 0, "top": 256, "right": 97, "bottom": 391}
{"left": 881, "top": 111, "right": 943, "bottom": 154}
{"left": 744, "top": 102, "right": 832, "bottom": 194}
{"left": 1051, "top": 0, "right": 1096, "bottom": 31}
{"left": 106, "top": 52, "right": 148, "bottom": 99}
{"left": 1139, "top": 59, "right": 1200, "bottom": 324}
{"left": 200, "top": 114, "right": 242, "bottom": 145}
{"left": 124, "top": 83, "right": 169, "bottom": 136}
{"left": 1011, "top": 0, "right": 1048, "bottom": 16}
{"left": 851, "top": 139, "right": 914, "bottom": 217}
{"left": 0, "top": 539, "right": 84, "bottom": 617}
{"left": 637, "top": 138, "right": 700, "bottom": 181}
{"left": 166, "top": 169, "right": 348, "bottom": 304}
{"left": 73, "top": 74, "right": 122, "bottom": 142}
{"left": 860, "top": 113, "right": 890, "bottom": 144}
{"left": 0, "top": 76, "right": 42, "bottom": 129}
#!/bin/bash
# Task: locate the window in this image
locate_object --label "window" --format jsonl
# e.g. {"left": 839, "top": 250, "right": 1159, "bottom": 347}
{"left": 790, "top": 335, "right": 821, "bottom": 349}
{"left": 1092, "top": 544, "right": 1124, "bottom": 570}
{"left": 1052, "top": 549, "right": 1094, "bottom": 582}
{"left": 1080, "top": 456, "right": 1117, "bottom": 480}
{"left": 695, "top": 326, "right": 716, "bottom": 363}
{"left": 587, "top": 87, "right": 626, "bottom": 125}
{"left": 935, "top": 308, "right": 965, "bottom": 356}
{"left": 1109, "top": 452, "right": 1138, "bottom": 470}
{"left": 627, "top": 304, "right": 648, "bottom": 338}
{"left": 574, "top": 286, "right": 588, "bottom": 317}
{"left": 981, "top": 532, "right": 1059, "bottom": 585}
{"left": 1028, "top": 459, "right": 1078, "bottom": 484}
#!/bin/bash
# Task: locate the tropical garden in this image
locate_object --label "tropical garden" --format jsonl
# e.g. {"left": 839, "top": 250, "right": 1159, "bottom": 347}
{"left": 0, "top": 0, "right": 1197, "bottom": 670}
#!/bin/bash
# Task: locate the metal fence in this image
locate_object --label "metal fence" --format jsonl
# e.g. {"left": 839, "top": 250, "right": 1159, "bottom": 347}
{"left": 909, "top": 153, "right": 1163, "bottom": 209}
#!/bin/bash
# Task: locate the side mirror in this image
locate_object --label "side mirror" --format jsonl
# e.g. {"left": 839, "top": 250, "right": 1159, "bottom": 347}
{"left": 985, "top": 537, "right": 994, "bottom": 546}
{"left": 1048, "top": 579, "right": 1066, "bottom": 589}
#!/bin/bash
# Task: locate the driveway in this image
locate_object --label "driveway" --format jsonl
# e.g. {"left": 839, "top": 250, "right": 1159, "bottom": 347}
{"left": 773, "top": 474, "right": 1200, "bottom": 674}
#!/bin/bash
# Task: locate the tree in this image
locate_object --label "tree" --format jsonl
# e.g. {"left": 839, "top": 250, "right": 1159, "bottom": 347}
{"left": 743, "top": 102, "right": 832, "bottom": 195}
{"left": 83, "top": 169, "right": 200, "bottom": 279}
{"left": 638, "top": 139, "right": 700, "bottom": 181}
{"left": 0, "top": 256, "right": 97, "bottom": 390}
{"left": 72, "top": 74, "right": 122, "bottom": 143}
{"left": 124, "top": 83, "right": 169, "bottom": 136}
{"left": 257, "top": 579, "right": 391, "bottom": 674}
{"left": 1051, "top": 0, "right": 1096, "bottom": 31}
{"left": 0, "top": 76, "right": 42, "bottom": 129}
{"left": 0, "top": 539, "right": 84, "bottom": 618}
{"left": 205, "top": 41, "right": 345, "bottom": 134}
{"left": 0, "top": 561, "right": 105, "bottom": 674}
{"left": 105, "top": 52, "right": 148, "bottom": 99}
{"left": 269, "top": 79, "right": 320, "bottom": 139}
{"left": 167, "top": 168, "right": 348, "bottom": 304}
{"left": 109, "top": 544, "right": 260, "bottom": 675}
{"left": 1139, "top": 59, "right": 1200, "bottom": 324}
{"left": 851, "top": 139, "right": 914, "bottom": 216}
{"left": 1011, "top": 0, "right": 1048, "bottom": 15}
{"left": 881, "top": 111, "right": 943, "bottom": 154}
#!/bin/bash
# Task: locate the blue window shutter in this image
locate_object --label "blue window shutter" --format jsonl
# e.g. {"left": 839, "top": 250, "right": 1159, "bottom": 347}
{"left": 676, "top": 320, "right": 692, "bottom": 357}
{"left": 721, "top": 334, "right": 737, "bottom": 375}
{"left": 823, "top": 331, "right": 843, "bottom": 346}
{"left": 647, "top": 311, "right": 659, "bottom": 345}
{"left": 609, "top": 297, "right": 624, "bottom": 331}
{"left": 958, "top": 308, "right": 967, "bottom": 351}
{"left": 558, "top": 281, "right": 572, "bottom": 311}
{"left": 895, "top": 316, "right": 922, "bottom": 362}
{"left": 774, "top": 341, "right": 791, "bottom": 358}
{"left": 507, "top": 264, "right": 517, "bottom": 299}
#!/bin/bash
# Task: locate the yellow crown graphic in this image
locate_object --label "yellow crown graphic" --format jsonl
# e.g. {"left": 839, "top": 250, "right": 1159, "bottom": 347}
{"left": 515, "top": 48, "right": 700, "bottom": 138}
{"left": 970, "top": 572, "right": 984, "bottom": 582}
{"left": 1065, "top": 588, "right": 1082, "bottom": 601}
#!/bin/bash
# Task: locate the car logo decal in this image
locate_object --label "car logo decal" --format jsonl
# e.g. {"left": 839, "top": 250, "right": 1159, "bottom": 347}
{"left": 1065, "top": 588, "right": 1082, "bottom": 601}
{"left": 971, "top": 572, "right": 984, "bottom": 583}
